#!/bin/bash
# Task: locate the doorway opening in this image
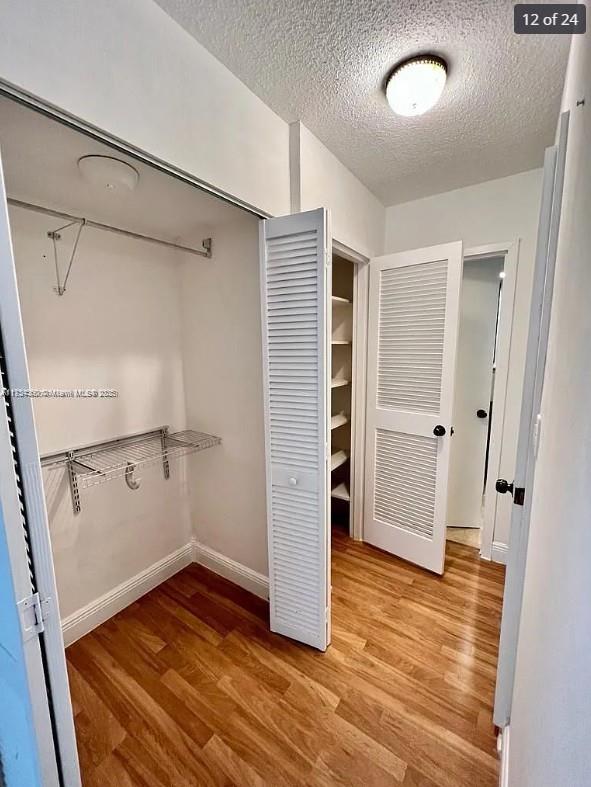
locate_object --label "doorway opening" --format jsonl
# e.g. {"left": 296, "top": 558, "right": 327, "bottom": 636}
{"left": 0, "top": 91, "right": 265, "bottom": 782}
{"left": 329, "top": 247, "right": 368, "bottom": 541}
{"left": 330, "top": 253, "right": 354, "bottom": 534}
{"left": 447, "top": 251, "right": 506, "bottom": 552}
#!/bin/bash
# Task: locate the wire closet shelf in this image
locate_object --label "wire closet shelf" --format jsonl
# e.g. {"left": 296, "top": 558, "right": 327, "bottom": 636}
{"left": 40, "top": 426, "right": 221, "bottom": 514}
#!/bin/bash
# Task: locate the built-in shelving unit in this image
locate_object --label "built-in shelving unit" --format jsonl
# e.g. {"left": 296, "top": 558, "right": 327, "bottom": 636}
{"left": 330, "top": 254, "right": 354, "bottom": 532}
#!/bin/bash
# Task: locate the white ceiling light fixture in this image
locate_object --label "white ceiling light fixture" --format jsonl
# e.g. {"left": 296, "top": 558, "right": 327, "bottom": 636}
{"left": 386, "top": 55, "right": 448, "bottom": 117}
{"left": 77, "top": 155, "right": 140, "bottom": 192}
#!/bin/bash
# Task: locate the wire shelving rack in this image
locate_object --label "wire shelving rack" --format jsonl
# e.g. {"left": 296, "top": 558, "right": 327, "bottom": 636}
{"left": 40, "top": 426, "right": 221, "bottom": 514}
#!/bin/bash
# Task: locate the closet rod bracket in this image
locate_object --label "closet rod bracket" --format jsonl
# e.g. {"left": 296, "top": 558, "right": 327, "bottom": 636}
{"left": 202, "top": 237, "right": 212, "bottom": 258}
{"left": 160, "top": 427, "right": 170, "bottom": 480}
{"left": 66, "top": 451, "right": 81, "bottom": 515}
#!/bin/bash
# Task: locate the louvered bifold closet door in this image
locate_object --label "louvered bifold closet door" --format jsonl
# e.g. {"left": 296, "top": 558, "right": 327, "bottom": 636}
{"left": 0, "top": 150, "right": 80, "bottom": 783}
{"left": 364, "top": 242, "right": 463, "bottom": 574}
{"left": 260, "top": 208, "right": 330, "bottom": 650}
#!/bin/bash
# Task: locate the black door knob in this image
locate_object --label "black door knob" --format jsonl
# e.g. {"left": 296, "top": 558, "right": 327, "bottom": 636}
{"left": 496, "top": 478, "right": 514, "bottom": 496}
{"left": 433, "top": 425, "right": 446, "bottom": 437}
{"left": 476, "top": 409, "right": 488, "bottom": 419}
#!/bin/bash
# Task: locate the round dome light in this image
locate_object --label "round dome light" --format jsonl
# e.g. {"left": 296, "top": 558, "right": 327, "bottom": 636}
{"left": 77, "top": 155, "right": 140, "bottom": 192}
{"left": 386, "top": 56, "right": 447, "bottom": 117}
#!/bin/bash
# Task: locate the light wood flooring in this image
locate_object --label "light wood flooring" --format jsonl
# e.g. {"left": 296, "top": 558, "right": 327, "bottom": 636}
{"left": 67, "top": 533, "right": 505, "bottom": 786}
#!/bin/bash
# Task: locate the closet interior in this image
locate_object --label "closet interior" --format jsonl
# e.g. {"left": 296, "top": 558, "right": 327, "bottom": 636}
{"left": 331, "top": 253, "right": 355, "bottom": 533}
{"left": 0, "top": 90, "right": 370, "bottom": 693}
{"left": 0, "top": 94, "right": 267, "bottom": 644}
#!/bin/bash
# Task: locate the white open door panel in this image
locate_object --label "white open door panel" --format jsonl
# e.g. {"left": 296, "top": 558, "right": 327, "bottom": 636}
{"left": 0, "top": 147, "right": 81, "bottom": 783}
{"left": 494, "top": 113, "right": 569, "bottom": 727}
{"left": 0, "top": 380, "right": 54, "bottom": 786}
{"left": 260, "top": 208, "right": 331, "bottom": 651}
{"left": 364, "top": 242, "right": 463, "bottom": 574}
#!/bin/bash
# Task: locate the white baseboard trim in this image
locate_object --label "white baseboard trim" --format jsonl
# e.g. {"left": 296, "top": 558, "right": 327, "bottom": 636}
{"left": 192, "top": 539, "right": 269, "bottom": 600}
{"left": 491, "top": 541, "right": 508, "bottom": 565}
{"left": 61, "top": 541, "right": 269, "bottom": 645}
{"left": 61, "top": 542, "right": 193, "bottom": 646}
{"left": 500, "top": 725, "right": 510, "bottom": 787}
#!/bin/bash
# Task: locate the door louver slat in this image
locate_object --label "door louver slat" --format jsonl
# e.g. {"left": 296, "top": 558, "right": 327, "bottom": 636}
{"left": 377, "top": 260, "right": 448, "bottom": 414}
{"left": 374, "top": 429, "right": 438, "bottom": 539}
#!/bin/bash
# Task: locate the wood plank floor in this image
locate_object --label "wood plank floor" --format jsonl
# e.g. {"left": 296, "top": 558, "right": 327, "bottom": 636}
{"left": 66, "top": 533, "right": 505, "bottom": 786}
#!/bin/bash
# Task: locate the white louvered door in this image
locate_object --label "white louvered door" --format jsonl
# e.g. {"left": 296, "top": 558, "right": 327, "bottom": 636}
{"left": 0, "top": 145, "right": 80, "bottom": 784}
{"left": 364, "top": 242, "right": 463, "bottom": 574}
{"left": 260, "top": 208, "right": 331, "bottom": 650}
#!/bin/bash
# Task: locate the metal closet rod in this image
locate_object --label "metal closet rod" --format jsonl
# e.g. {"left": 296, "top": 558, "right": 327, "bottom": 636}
{"left": 7, "top": 198, "right": 212, "bottom": 258}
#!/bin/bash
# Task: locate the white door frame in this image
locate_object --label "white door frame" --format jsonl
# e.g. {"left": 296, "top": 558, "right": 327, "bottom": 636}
{"left": 462, "top": 241, "right": 520, "bottom": 562}
{"left": 363, "top": 241, "right": 464, "bottom": 574}
{"left": 356, "top": 239, "right": 519, "bottom": 559}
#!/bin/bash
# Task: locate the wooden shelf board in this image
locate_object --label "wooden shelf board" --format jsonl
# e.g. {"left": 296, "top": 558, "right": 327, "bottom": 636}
{"left": 331, "top": 482, "right": 350, "bottom": 502}
{"left": 332, "top": 295, "right": 351, "bottom": 304}
{"left": 331, "top": 449, "right": 349, "bottom": 472}
{"left": 331, "top": 339, "right": 352, "bottom": 345}
{"left": 331, "top": 378, "right": 350, "bottom": 389}
{"left": 331, "top": 412, "right": 349, "bottom": 430}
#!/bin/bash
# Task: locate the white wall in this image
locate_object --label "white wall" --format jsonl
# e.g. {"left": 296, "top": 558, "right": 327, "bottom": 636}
{"left": 508, "top": 34, "right": 591, "bottom": 787}
{"left": 0, "top": 0, "right": 290, "bottom": 218}
{"left": 179, "top": 213, "right": 268, "bottom": 576}
{"left": 10, "top": 206, "right": 191, "bottom": 618}
{"left": 294, "top": 123, "right": 385, "bottom": 258}
{"left": 384, "top": 169, "right": 543, "bottom": 546}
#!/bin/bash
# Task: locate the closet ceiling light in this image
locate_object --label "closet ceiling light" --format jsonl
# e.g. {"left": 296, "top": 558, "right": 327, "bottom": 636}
{"left": 386, "top": 56, "right": 447, "bottom": 117}
{"left": 77, "top": 155, "right": 140, "bottom": 192}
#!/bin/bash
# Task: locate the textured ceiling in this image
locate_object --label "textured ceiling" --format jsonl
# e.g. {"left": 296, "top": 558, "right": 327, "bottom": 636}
{"left": 154, "top": 0, "right": 570, "bottom": 205}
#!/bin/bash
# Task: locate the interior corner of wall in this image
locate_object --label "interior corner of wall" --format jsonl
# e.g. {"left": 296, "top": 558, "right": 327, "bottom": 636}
{"left": 289, "top": 121, "right": 302, "bottom": 214}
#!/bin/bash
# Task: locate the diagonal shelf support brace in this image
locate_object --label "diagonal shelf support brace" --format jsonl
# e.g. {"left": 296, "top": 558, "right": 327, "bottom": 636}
{"left": 48, "top": 219, "right": 86, "bottom": 296}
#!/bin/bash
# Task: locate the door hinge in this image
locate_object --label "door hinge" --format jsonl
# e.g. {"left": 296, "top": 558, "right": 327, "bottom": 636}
{"left": 514, "top": 487, "right": 526, "bottom": 506}
{"left": 18, "top": 592, "right": 51, "bottom": 641}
